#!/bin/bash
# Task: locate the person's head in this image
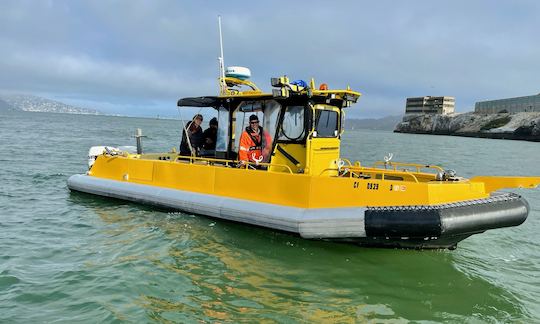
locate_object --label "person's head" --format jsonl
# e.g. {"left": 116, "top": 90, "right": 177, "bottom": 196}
{"left": 193, "top": 114, "right": 203, "bottom": 126}
{"left": 249, "top": 114, "right": 260, "bottom": 131}
{"left": 209, "top": 117, "right": 218, "bottom": 128}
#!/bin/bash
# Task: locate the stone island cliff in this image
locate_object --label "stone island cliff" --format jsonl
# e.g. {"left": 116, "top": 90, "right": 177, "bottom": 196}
{"left": 394, "top": 112, "right": 540, "bottom": 142}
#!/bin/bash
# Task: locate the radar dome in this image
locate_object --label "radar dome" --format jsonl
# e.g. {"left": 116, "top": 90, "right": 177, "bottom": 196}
{"left": 225, "top": 66, "right": 251, "bottom": 80}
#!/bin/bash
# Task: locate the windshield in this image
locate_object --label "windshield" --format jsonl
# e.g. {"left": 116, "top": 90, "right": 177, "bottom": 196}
{"left": 233, "top": 100, "right": 281, "bottom": 152}
{"left": 264, "top": 100, "right": 281, "bottom": 142}
{"left": 279, "top": 105, "right": 305, "bottom": 141}
{"left": 215, "top": 106, "right": 229, "bottom": 152}
{"left": 314, "top": 109, "right": 339, "bottom": 137}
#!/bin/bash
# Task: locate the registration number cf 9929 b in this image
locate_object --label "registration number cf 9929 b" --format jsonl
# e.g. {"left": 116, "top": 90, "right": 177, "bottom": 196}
{"left": 353, "top": 182, "right": 379, "bottom": 190}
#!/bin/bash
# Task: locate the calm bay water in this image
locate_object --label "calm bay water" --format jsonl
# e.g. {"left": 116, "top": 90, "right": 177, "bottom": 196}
{"left": 1, "top": 110, "right": 539, "bottom": 323}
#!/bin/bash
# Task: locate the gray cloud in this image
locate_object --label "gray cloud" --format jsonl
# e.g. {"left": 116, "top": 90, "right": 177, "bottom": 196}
{"left": 1, "top": 0, "right": 539, "bottom": 117}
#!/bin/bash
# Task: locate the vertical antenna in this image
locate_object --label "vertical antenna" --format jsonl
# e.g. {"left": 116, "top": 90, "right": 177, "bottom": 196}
{"left": 218, "top": 16, "right": 227, "bottom": 95}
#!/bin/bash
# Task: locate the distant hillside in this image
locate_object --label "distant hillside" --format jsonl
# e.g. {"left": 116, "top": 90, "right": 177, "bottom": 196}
{"left": 345, "top": 115, "right": 403, "bottom": 131}
{"left": 0, "top": 94, "right": 101, "bottom": 115}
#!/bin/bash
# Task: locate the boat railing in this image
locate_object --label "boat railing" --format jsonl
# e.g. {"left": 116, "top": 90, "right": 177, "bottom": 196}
{"left": 240, "top": 161, "right": 294, "bottom": 174}
{"left": 372, "top": 161, "right": 444, "bottom": 173}
{"left": 341, "top": 158, "right": 354, "bottom": 167}
{"left": 175, "top": 155, "right": 293, "bottom": 174}
{"left": 176, "top": 155, "right": 233, "bottom": 166}
{"left": 319, "top": 167, "right": 420, "bottom": 183}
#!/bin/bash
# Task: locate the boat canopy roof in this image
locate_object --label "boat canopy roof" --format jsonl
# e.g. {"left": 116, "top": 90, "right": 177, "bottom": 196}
{"left": 177, "top": 96, "right": 220, "bottom": 108}
{"left": 177, "top": 94, "right": 275, "bottom": 109}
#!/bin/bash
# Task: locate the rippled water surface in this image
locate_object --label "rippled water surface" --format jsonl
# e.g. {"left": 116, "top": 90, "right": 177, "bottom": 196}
{"left": 1, "top": 110, "right": 539, "bottom": 323}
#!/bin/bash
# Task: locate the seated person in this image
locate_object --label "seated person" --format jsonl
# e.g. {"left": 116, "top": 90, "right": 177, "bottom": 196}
{"left": 238, "top": 114, "right": 272, "bottom": 165}
{"left": 200, "top": 117, "right": 218, "bottom": 156}
{"left": 179, "top": 114, "right": 204, "bottom": 156}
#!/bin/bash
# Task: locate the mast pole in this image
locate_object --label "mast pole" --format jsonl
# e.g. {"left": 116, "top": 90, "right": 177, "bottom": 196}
{"left": 218, "top": 15, "right": 227, "bottom": 95}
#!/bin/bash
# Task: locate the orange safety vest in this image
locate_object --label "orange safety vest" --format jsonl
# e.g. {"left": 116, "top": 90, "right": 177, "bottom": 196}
{"left": 239, "top": 127, "right": 271, "bottom": 162}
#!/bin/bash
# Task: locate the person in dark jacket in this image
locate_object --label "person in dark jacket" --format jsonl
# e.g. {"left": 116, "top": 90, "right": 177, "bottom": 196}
{"left": 180, "top": 114, "right": 204, "bottom": 156}
{"left": 202, "top": 117, "right": 218, "bottom": 151}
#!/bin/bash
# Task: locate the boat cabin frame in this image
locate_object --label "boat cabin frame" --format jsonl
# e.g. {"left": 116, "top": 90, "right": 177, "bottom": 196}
{"left": 177, "top": 77, "right": 361, "bottom": 176}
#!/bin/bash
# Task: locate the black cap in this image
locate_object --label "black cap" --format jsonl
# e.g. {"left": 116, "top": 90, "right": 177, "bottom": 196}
{"left": 209, "top": 117, "right": 218, "bottom": 126}
{"left": 249, "top": 114, "right": 259, "bottom": 122}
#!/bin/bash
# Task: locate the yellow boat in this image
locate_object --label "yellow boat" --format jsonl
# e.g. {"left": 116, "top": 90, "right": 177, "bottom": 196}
{"left": 67, "top": 70, "right": 540, "bottom": 249}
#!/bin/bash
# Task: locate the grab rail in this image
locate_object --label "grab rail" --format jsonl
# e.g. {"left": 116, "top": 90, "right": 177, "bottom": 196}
{"left": 341, "top": 158, "right": 353, "bottom": 167}
{"left": 319, "top": 167, "right": 419, "bottom": 183}
{"left": 175, "top": 155, "right": 293, "bottom": 174}
{"left": 239, "top": 161, "right": 293, "bottom": 174}
{"left": 176, "top": 155, "right": 233, "bottom": 166}
{"left": 372, "top": 161, "right": 444, "bottom": 173}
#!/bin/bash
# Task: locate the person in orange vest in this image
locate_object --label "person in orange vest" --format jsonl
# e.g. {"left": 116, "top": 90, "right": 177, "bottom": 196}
{"left": 239, "top": 114, "right": 272, "bottom": 166}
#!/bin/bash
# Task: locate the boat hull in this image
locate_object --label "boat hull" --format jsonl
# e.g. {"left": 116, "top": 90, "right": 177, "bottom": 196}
{"left": 67, "top": 174, "right": 529, "bottom": 249}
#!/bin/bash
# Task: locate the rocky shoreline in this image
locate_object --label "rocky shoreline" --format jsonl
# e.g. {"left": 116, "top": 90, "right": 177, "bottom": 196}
{"left": 394, "top": 112, "right": 540, "bottom": 142}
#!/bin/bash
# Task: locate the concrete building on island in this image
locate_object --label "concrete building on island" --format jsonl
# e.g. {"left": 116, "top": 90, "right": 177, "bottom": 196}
{"left": 475, "top": 93, "right": 540, "bottom": 114}
{"left": 405, "top": 96, "right": 455, "bottom": 115}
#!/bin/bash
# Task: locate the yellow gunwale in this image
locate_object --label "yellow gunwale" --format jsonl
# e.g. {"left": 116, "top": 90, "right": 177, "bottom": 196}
{"left": 88, "top": 153, "right": 499, "bottom": 209}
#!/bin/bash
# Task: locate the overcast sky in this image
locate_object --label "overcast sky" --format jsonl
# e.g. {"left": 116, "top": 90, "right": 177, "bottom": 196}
{"left": 1, "top": 1, "right": 539, "bottom": 118}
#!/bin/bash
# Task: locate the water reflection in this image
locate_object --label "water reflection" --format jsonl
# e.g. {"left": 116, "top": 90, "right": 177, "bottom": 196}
{"left": 70, "top": 193, "right": 528, "bottom": 322}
